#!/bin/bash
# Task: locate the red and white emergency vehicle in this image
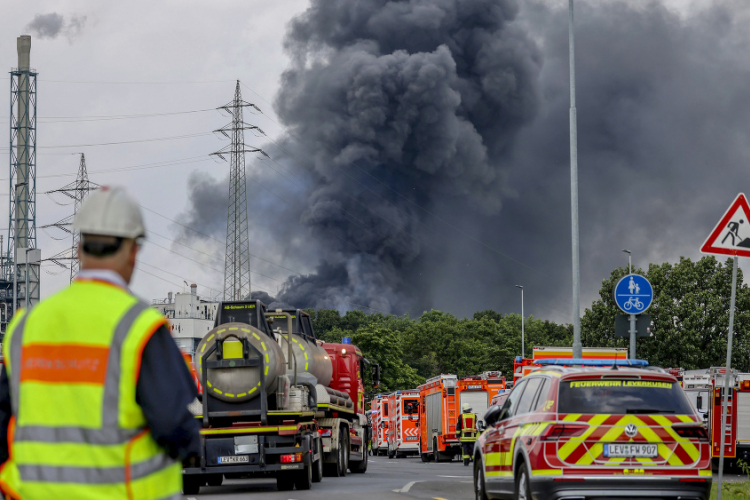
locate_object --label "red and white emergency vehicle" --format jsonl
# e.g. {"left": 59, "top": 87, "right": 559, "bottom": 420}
{"left": 418, "top": 372, "right": 506, "bottom": 462}
{"left": 369, "top": 394, "right": 390, "bottom": 456}
{"left": 387, "top": 390, "right": 420, "bottom": 458}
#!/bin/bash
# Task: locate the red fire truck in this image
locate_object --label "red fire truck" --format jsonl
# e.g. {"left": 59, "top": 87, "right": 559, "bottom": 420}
{"left": 387, "top": 390, "right": 420, "bottom": 458}
{"left": 418, "top": 372, "right": 506, "bottom": 462}
{"left": 681, "top": 368, "right": 750, "bottom": 466}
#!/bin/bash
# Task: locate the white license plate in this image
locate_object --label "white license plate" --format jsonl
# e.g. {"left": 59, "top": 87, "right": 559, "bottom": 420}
{"left": 404, "top": 436, "right": 418, "bottom": 441}
{"left": 218, "top": 455, "right": 249, "bottom": 464}
{"left": 604, "top": 444, "right": 658, "bottom": 458}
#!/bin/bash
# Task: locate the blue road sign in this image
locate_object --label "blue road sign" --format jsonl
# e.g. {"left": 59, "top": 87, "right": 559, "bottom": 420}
{"left": 614, "top": 274, "right": 653, "bottom": 314}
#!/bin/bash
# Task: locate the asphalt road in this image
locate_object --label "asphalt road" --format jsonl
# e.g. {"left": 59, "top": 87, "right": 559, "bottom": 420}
{"left": 185, "top": 455, "right": 474, "bottom": 500}
{"left": 185, "top": 456, "right": 750, "bottom": 500}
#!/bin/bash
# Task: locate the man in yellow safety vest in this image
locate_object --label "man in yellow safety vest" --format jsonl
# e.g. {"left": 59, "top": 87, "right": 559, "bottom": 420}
{"left": 0, "top": 186, "right": 200, "bottom": 499}
{"left": 455, "top": 403, "right": 478, "bottom": 466}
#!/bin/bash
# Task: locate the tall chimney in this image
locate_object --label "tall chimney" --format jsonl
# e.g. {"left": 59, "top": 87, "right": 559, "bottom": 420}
{"left": 191, "top": 284, "right": 197, "bottom": 296}
{"left": 15, "top": 35, "right": 31, "bottom": 250}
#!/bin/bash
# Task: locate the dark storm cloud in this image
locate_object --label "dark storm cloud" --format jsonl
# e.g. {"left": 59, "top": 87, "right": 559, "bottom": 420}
{"left": 25, "top": 13, "right": 87, "bottom": 41}
{"left": 180, "top": 0, "right": 750, "bottom": 320}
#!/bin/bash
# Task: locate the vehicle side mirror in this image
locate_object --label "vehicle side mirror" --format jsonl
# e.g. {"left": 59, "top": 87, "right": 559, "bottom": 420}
{"left": 477, "top": 421, "right": 486, "bottom": 432}
{"left": 483, "top": 405, "right": 502, "bottom": 428}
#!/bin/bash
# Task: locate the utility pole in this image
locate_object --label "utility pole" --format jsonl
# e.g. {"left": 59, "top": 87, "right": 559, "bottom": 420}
{"left": 43, "top": 153, "right": 94, "bottom": 282}
{"left": 211, "top": 81, "right": 267, "bottom": 301}
{"left": 622, "top": 248, "right": 632, "bottom": 274}
{"left": 569, "top": 0, "right": 582, "bottom": 359}
{"left": 622, "top": 249, "right": 636, "bottom": 358}
{"left": 516, "top": 285, "right": 525, "bottom": 358}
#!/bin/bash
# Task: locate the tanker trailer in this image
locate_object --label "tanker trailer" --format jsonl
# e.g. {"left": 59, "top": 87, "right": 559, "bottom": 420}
{"left": 181, "top": 300, "right": 324, "bottom": 495}
{"left": 270, "top": 309, "right": 378, "bottom": 476}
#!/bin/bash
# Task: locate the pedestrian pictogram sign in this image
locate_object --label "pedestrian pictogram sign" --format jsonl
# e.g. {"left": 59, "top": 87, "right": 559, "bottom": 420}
{"left": 701, "top": 193, "right": 750, "bottom": 257}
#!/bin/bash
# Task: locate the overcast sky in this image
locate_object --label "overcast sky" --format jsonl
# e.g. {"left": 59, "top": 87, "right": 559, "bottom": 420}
{"left": 3, "top": 0, "right": 749, "bottom": 324}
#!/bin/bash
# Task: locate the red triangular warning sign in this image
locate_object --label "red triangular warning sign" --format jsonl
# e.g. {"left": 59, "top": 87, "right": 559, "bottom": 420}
{"left": 701, "top": 193, "right": 750, "bottom": 257}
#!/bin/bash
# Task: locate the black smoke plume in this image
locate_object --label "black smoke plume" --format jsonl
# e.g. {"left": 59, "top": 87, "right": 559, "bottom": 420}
{"left": 180, "top": 0, "right": 750, "bottom": 320}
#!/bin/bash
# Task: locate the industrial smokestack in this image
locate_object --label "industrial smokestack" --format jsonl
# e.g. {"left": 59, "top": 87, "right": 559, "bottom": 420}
{"left": 15, "top": 35, "right": 31, "bottom": 250}
{"left": 17, "top": 35, "right": 30, "bottom": 70}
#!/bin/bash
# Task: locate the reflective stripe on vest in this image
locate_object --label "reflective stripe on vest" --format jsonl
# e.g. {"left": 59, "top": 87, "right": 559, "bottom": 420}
{"left": 2, "top": 282, "right": 182, "bottom": 500}
{"left": 460, "top": 413, "right": 477, "bottom": 442}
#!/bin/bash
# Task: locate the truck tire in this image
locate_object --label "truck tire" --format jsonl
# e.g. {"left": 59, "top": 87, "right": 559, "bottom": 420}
{"left": 350, "top": 444, "right": 368, "bottom": 473}
{"left": 433, "top": 437, "right": 444, "bottom": 462}
{"left": 294, "top": 463, "right": 313, "bottom": 490}
{"left": 312, "top": 438, "right": 323, "bottom": 483}
{"left": 277, "top": 473, "right": 295, "bottom": 491}
{"left": 342, "top": 433, "right": 350, "bottom": 474}
{"left": 324, "top": 431, "right": 347, "bottom": 477}
{"left": 182, "top": 475, "right": 202, "bottom": 495}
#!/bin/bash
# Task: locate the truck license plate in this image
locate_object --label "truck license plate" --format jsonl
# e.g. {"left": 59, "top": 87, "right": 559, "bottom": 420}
{"left": 218, "top": 455, "right": 250, "bottom": 464}
{"left": 404, "top": 436, "right": 418, "bottom": 441}
{"left": 604, "top": 444, "right": 657, "bottom": 458}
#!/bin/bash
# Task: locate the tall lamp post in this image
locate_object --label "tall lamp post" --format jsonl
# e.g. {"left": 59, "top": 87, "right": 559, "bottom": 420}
{"left": 622, "top": 249, "right": 632, "bottom": 274}
{"left": 516, "top": 285, "right": 525, "bottom": 358}
{"left": 569, "top": 0, "right": 582, "bottom": 359}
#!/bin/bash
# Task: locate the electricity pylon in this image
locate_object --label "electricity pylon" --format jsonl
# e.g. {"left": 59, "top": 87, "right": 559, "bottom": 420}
{"left": 211, "top": 80, "right": 267, "bottom": 301}
{"left": 43, "top": 153, "right": 94, "bottom": 282}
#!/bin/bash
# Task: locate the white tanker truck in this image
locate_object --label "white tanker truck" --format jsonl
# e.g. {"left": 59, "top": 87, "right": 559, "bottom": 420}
{"left": 181, "top": 300, "right": 379, "bottom": 494}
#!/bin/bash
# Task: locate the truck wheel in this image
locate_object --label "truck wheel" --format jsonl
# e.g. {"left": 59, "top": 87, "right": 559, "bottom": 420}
{"left": 182, "top": 475, "right": 202, "bottom": 495}
{"left": 351, "top": 444, "right": 368, "bottom": 473}
{"left": 277, "top": 473, "right": 295, "bottom": 491}
{"left": 206, "top": 474, "right": 223, "bottom": 487}
{"left": 433, "top": 438, "right": 445, "bottom": 462}
{"left": 312, "top": 438, "right": 323, "bottom": 483}
{"left": 342, "top": 433, "right": 349, "bottom": 475}
{"left": 323, "top": 431, "right": 347, "bottom": 477}
{"left": 294, "top": 463, "right": 313, "bottom": 490}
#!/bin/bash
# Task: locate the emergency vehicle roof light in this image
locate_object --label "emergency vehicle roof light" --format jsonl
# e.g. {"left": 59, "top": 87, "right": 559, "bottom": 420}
{"left": 515, "top": 356, "right": 523, "bottom": 363}
{"left": 534, "top": 358, "right": 649, "bottom": 367}
{"left": 342, "top": 337, "right": 352, "bottom": 344}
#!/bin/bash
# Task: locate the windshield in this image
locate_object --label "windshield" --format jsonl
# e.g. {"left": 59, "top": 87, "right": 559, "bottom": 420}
{"left": 558, "top": 379, "right": 694, "bottom": 415}
{"left": 403, "top": 400, "right": 419, "bottom": 415}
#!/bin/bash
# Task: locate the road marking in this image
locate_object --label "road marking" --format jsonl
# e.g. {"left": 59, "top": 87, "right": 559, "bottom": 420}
{"left": 437, "top": 475, "right": 472, "bottom": 478}
{"left": 433, "top": 497, "right": 451, "bottom": 500}
{"left": 393, "top": 480, "right": 422, "bottom": 493}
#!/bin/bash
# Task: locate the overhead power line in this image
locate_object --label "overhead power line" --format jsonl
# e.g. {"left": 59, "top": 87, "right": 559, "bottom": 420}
{"left": 0, "top": 132, "right": 213, "bottom": 150}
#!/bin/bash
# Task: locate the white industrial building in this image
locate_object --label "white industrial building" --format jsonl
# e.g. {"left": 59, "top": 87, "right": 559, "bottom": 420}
{"left": 152, "top": 284, "right": 219, "bottom": 356}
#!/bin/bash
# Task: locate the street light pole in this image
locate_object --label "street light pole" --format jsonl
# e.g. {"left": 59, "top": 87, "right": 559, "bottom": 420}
{"left": 516, "top": 285, "right": 525, "bottom": 358}
{"left": 569, "top": 0, "right": 582, "bottom": 359}
{"left": 622, "top": 249, "right": 636, "bottom": 358}
{"left": 622, "top": 249, "right": 632, "bottom": 274}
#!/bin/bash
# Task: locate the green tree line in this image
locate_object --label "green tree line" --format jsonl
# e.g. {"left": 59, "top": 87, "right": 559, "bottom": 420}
{"left": 308, "top": 256, "right": 750, "bottom": 394}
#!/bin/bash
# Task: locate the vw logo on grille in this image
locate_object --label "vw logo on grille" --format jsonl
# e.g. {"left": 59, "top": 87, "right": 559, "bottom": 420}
{"left": 624, "top": 423, "right": 638, "bottom": 438}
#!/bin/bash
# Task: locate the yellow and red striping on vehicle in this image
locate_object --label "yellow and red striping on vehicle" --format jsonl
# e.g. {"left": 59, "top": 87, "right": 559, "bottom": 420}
{"left": 483, "top": 413, "right": 709, "bottom": 478}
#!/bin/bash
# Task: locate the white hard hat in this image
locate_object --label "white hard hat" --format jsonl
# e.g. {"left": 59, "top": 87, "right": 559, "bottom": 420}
{"left": 462, "top": 403, "right": 472, "bottom": 412}
{"left": 73, "top": 186, "right": 145, "bottom": 239}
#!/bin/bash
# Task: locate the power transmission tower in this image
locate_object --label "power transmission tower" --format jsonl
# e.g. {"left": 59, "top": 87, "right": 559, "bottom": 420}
{"left": 43, "top": 153, "right": 95, "bottom": 282}
{"left": 210, "top": 80, "right": 267, "bottom": 301}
